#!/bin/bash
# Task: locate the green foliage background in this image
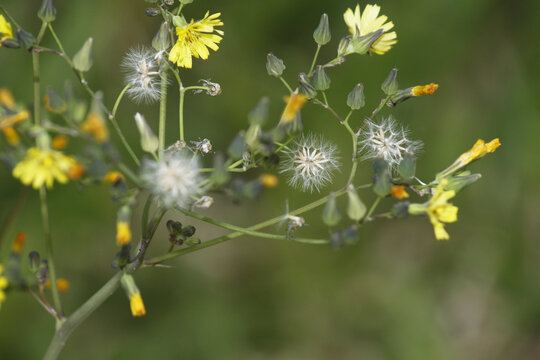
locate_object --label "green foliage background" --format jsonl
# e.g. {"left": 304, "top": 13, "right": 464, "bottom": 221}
{"left": 1, "top": 0, "right": 540, "bottom": 359}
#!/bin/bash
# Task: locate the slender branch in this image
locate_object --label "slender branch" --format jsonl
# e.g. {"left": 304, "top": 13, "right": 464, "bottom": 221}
{"left": 0, "top": 5, "right": 22, "bottom": 29}
{"left": 356, "top": 96, "right": 390, "bottom": 135}
{"left": 32, "top": 22, "right": 48, "bottom": 127}
{"left": 308, "top": 44, "right": 321, "bottom": 74}
{"left": 47, "top": 24, "right": 65, "bottom": 53}
{"left": 311, "top": 99, "right": 344, "bottom": 123}
{"left": 365, "top": 196, "right": 382, "bottom": 221}
{"left": 108, "top": 83, "right": 140, "bottom": 166}
{"left": 179, "top": 87, "right": 185, "bottom": 141}
{"left": 159, "top": 70, "right": 168, "bottom": 154}
{"left": 279, "top": 76, "right": 294, "bottom": 94}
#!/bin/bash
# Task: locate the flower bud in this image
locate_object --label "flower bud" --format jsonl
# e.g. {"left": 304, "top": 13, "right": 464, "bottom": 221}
{"left": 391, "top": 201, "right": 410, "bottom": 218}
{"left": 347, "top": 83, "right": 365, "bottom": 110}
{"left": 152, "top": 22, "right": 171, "bottom": 52}
{"left": 397, "top": 152, "right": 416, "bottom": 181}
{"left": 228, "top": 132, "right": 246, "bottom": 159}
{"left": 342, "top": 225, "right": 359, "bottom": 245}
{"left": 349, "top": 29, "right": 384, "bottom": 55}
{"left": 381, "top": 68, "right": 399, "bottom": 95}
{"left": 134, "top": 112, "right": 158, "bottom": 154}
{"left": 372, "top": 159, "right": 392, "bottom": 197}
{"left": 44, "top": 86, "right": 66, "bottom": 114}
{"left": 337, "top": 36, "right": 352, "bottom": 56}
{"left": 172, "top": 15, "right": 188, "bottom": 28}
{"left": 298, "top": 72, "right": 317, "bottom": 99}
{"left": 313, "top": 65, "right": 330, "bottom": 91}
{"left": 121, "top": 274, "right": 146, "bottom": 317}
{"left": 347, "top": 185, "right": 367, "bottom": 221}
{"left": 73, "top": 38, "right": 93, "bottom": 72}
{"left": 38, "top": 0, "right": 56, "bottom": 23}
{"left": 181, "top": 225, "right": 196, "bottom": 238}
{"left": 322, "top": 192, "right": 341, "bottom": 227}
{"left": 249, "top": 97, "right": 269, "bottom": 126}
{"left": 1, "top": 38, "right": 20, "bottom": 49}
{"left": 445, "top": 172, "right": 482, "bottom": 193}
{"left": 313, "top": 13, "right": 331, "bottom": 46}
{"left": 266, "top": 53, "right": 286, "bottom": 77}
{"left": 17, "top": 29, "right": 35, "bottom": 50}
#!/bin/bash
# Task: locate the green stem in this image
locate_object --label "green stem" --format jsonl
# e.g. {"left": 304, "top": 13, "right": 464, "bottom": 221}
{"left": 357, "top": 96, "right": 390, "bottom": 135}
{"left": 342, "top": 111, "right": 358, "bottom": 184}
{"left": 159, "top": 70, "right": 168, "bottom": 154}
{"left": 179, "top": 87, "right": 185, "bottom": 141}
{"left": 308, "top": 44, "right": 321, "bottom": 74}
{"left": 47, "top": 24, "right": 65, "bottom": 53}
{"left": 177, "top": 208, "right": 327, "bottom": 244}
{"left": 117, "top": 162, "right": 142, "bottom": 187}
{"left": 366, "top": 196, "right": 382, "bottom": 220}
{"left": 39, "top": 187, "right": 64, "bottom": 321}
{"left": 109, "top": 83, "right": 140, "bottom": 167}
{"left": 43, "top": 272, "right": 123, "bottom": 360}
{"left": 279, "top": 76, "right": 294, "bottom": 94}
{"left": 0, "top": 5, "right": 22, "bottom": 29}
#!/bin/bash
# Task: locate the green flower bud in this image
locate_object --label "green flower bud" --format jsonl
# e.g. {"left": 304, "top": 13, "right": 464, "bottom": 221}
{"left": 181, "top": 225, "right": 196, "bottom": 237}
{"left": 180, "top": 0, "right": 194, "bottom": 4}
{"left": 445, "top": 172, "right": 482, "bottom": 193}
{"left": 337, "top": 36, "right": 352, "bottom": 56}
{"left": 152, "top": 22, "right": 171, "bottom": 52}
{"left": 1, "top": 38, "right": 20, "bottom": 49}
{"left": 134, "top": 112, "right": 158, "bottom": 154}
{"left": 342, "top": 225, "right": 359, "bottom": 245}
{"left": 322, "top": 193, "right": 341, "bottom": 227}
{"left": 313, "top": 13, "right": 331, "bottom": 46}
{"left": 347, "top": 185, "right": 367, "bottom": 221}
{"left": 38, "top": 0, "right": 56, "bottom": 23}
{"left": 228, "top": 132, "right": 246, "bottom": 159}
{"left": 211, "top": 153, "right": 230, "bottom": 186}
{"left": 349, "top": 29, "right": 384, "bottom": 55}
{"left": 45, "top": 86, "right": 66, "bottom": 114}
{"left": 172, "top": 15, "right": 188, "bottom": 28}
{"left": 347, "top": 83, "right": 365, "bottom": 110}
{"left": 248, "top": 97, "right": 269, "bottom": 126}
{"left": 330, "top": 230, "right": 344, "bottom": 249}
{"left": 313, "top": 65, "right": 330, "bottom": 91}
{"left": 381, "top": 68, "right": 399, "bottom": 95}
{"left": 17, "top": 29, "right": 35, "bottom": 50}
{"left": 73, "top": 38, "right": 93, "bottom": 72}
{"left": 391, "top": 201, "right": 410, "bottom": 218}
{"left": 298, "top": 72, "right": 317, "bottom": 99}
{"left": 245, "top": 124, "right": 261, "bottom": 150}
{"left": 373, "top": 159, "right": 392, "bottom": 197}
{"left": 28, "top": 251, "right": 41, "bottom": 273}
{"left": 397, "top": 152, "right": 416, "bottom": 181}
{"left": 266, "top": 53, "right": 286, "bottom": 77}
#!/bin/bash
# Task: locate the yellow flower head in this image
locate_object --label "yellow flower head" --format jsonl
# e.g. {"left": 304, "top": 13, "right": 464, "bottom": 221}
{"left": 426, "top": 179, "right": 458, "bottom": 240}
{"left": 169, "top": 11, "right": 224, "bottom": 69}
{"left": 0, "top": 264, "right": 8, "bottom": 310}
{"left": 116, "top": 221, "right": 132, "bottom": 246}
{"left": 2, "top": 127, "right": 19, "bottom": 146}
{"left": 390, "top": 185, "right": 409, "bottom": 199}
{"left": 259, "top": 174, "right": 279, "bottom": 188}
{"left": 412, "top": 83, "right": 439, "bottom": 97}
{"left": 67, "top": 161, "right": 85, "bottom": 180}
{"left": 103, "top": 171, "right": 125, "bottom": 184}
{"left": 280, "top": 93, "right": 307, "bottom": 124}
{"left": 11, "top": 232, "right": 26, "bottom": 254}
{"left": 52, "top": 134, "right": 69, "bottom": 150}
{"left": 0, "top": 88, "right": 15, "bottom": 108}
{"left": 343, "top": 4, "right": 397, "bottom": 55}
{"left": 0, "top": 15, "right": 13, "bottom": 46}
{"left": 80, "top": 112, "right": 109, "bottom": 143}
{"left": 129, "top": 292, "right": 146, "bottom": 317}
{"left": 12, "top": 147, "right": 77, "bottom": 189}
{"left": 459, "top": 138, "right": 501, "bottom": 166}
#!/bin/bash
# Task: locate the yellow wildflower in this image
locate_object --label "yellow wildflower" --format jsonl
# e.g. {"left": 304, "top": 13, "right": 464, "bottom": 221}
{"left": 80, "top": 112, "right": 109, "bottom": 143}
{"left": 2, "top": 127, "right": 19, "bottom": 146}
{"left": 45, "top": 278, "right": 70, "bottom": 292}
{"left": 412, "top": 83, "right": 439, "bottom": 97}
{"left": 0, "top": 15, "right": 13, "bottom": 46}
{"left": 116, "top": 221, "right": 132, "bottom": 246}
{"left": 67, "top": 161, "right": 85, "bottom": 180}
{"left": 12, "top": 147, "right": 76, "bottom": 189}
{"left": 129, "top": 292, "right": 146, "bottom": 317}
{"left": 169, "top": 11, "right": 224, "bottom": 69}
{"left": 459, "top": 138, "right": 501, "bottom": 166}
{"left": 280, "top": 93, "right": 307, "bottom": 124}
{"left": 103, "top": 171, "right": 125, "bottom": 183}
{"left": 0, "top": 88, "right": 15, "bottom": 107}
{"left": 390, "top": 185, "right": 409, "bottom": 199}
{"left": 11, "top": 232, "right": 26, "bottom": 254}
{"left": 0, "top": 264, "right": 8, "bottom": 310}
{"left": 259, "top": 174, "right": 279, "bottom": 188}
{"left": 52, "top": 134, "right": 68, "bottom": 149}
{"left": 343, "top": 4, "right": 397, "bottom": 55}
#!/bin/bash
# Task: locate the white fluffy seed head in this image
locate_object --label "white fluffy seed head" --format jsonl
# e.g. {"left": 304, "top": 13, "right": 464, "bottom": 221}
{"left": 141, "top": 152, "right": 202, "bottom": 209}
{"left": 280, "top": 134, "right": 340, "bottom": 193}
{"left": 121, "top": 47, "right": 162, "bottom": 104}
{"left": 358, "top": 116, "right": 422, "bottom": 168}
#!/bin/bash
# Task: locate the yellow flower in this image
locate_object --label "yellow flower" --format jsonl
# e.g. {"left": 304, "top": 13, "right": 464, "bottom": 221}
{"left": 45, "top": 278, "right": 70, "bottom": 292}
{"left": 0, "top": 264, "right": 8, "bottom": 310}
{"left": 116, "top": 221, "right": 132, "bottom": 246}
{"left": 129, "top": 292, "right": 146, "bottom": 317}
{"left": 0, "top": 88, "right": 30, "bottom": 130}
{"left": 168, "top": 11, "right": 224, "bottom": 69}
{"left": 0, "top": 15, "right": 13, "bottom": 46}
{"left": 52, "top": 134, "right": 69, "bottom": 150}
{"left": 0, "top": 88, "right": 15, "bottom": 107}
{"left": 459, "top": 138, "right": 501, "bottom": 166}
{"left": 103, "top": 171, "right": 125, "bottom": 183}
{"left": 2, "top": 127, "right": 19, "bottom": 146}
{"left": 80, "top": 112, "right": 109, "bottom": 143}
{"left": 12, "top": 147, "right": 77, "bottom": 189}
{"left": 259, "top": 174, "right": 279, "bottom": 188}
{"left": 390, "top": 185, "right": 409, "bottom": 199}
{"left": 412, "top": 83, "right": 439, "bottom": 97}
{"left": 343, "top": 4, "right": 397, "bottom": 55}
{"left": 67, "top": 161, "right": 85, "bottom": 180}
{"left": 279, "top": 93, "right": 307, "bottom": 124}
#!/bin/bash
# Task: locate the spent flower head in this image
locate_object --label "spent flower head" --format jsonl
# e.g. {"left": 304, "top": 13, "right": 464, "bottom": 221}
{"left": 122, "top": 47, "right": 162, "bottom": 103}
{"left": 141, "top": 152, "right": 202, "bottom": 209}
{"left": 358, "top": 117, "right": 422, "bottom": 169}
{"left": 280, "top": 134, "right": 340, "bottom": 193}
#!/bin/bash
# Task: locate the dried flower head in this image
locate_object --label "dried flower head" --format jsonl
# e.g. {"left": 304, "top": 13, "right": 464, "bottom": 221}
{"left": 191, "top": 138, "right": 212, "bottom": 154}
{"left": 141, "top": 152, "right": 202, "bottom": 209}
{"left": 194, "top": 79, "right": 221, "bottom": 96}
{"left": 280, "top": 134, "right": 340, "bottom": 192}
{"left": 358, "top": 117, "right": 422, "bottom": 168}
{"left": 122, "top": 47, "right": 162, "bottom": 103}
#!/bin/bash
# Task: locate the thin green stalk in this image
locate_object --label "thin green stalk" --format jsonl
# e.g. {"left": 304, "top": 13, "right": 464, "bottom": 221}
{"left": 39, "top": 187, "right": 64, "bottom": 321}
{"left": 342, "top": 111, "right": 358, "bottom": 184}
{"left": 366, "top": 196, "right": 382, "bottom": 220}
{"left": 177, "top": 208, "right": 327, "bottom": 244}
{"left": 357, "top": 96, "right": 390, "bottom": 135}
{"left": 117, "top": 162, "right": 142, "bottom": 187}
{"left": 43, "top": 272, "right": 123, "bottom": 360}
{"left": 176, "top": 4, "right": 184, "bottom": 15}
{"left": 179, "top": 87, "right": 185, "bottom": 141}
{"left": 109, "top": 83, "right": 140, "bottom": 166}
{"left": 308, "top": 44, "right": 321, "bottom": 74}
{"left": 159, "top": 70, "right": 168, "bottom": 154}
{"left": 0, "top": 5, "right": 22, "bottom": 29}
{"left": 279, "top": 76, "right": 294, "bottom": 93}
{"left": 31, "top": 22, "right": 48, "bottom": 127}
{"left": 47, "top": 24, "right": 65, "bottom": 53}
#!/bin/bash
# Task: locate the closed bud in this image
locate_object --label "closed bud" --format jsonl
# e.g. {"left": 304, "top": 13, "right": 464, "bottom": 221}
{"left": 211, "top": 153, "right": 230, "bottom": 186}
{"left": 181, "top": 225, "right": 196, "bottom": 237}
{"left": 228, "top": 132, "right": 246, "bottom": 159}
{"left": 349, "top": 29, "right": 384, "bottom": 55}
{"left": 38, "top": 259, "right": 49, "bottom": 285}
{"left": 38, "top": 0, "right": 56, "bottom": 23}
{"left": 381, "top": 68, "right": 399, "bottom": 95}
{"left": 313, "top": 65, "right": 330, "bottom": 91}
{"left": 445, "top": 172, "right": 482, "bottom": 193}
{"left": 134, "top": 112, "right": 158, "bottom": 154}
{"left": 266, "top": 53, "right": 286, "bottom": 77}
{"left": 397, "top": 153, "right": 416, "bottom": 181}
{"left": 248, "top": 97, "right": 269, "bottom": 126}
{"left": 337, "top": 36, "right": 352, "bottom": 56}
{"left": 17, "top": 29, "right": 35, "bottom": 50}
{"left": 313, "top": 13, "right": 331, "bottom": 46}
{"left": 121, "top": 274, "right": 146, "bottom": 317}
{"left": 145, "top": 7, "right": 161, "bottom": 17}
{"left": 245, "top": 124, "right": 261, "bottom": 150}
{"left": 342, "top": 225, "right": 359, "bottom": 245}
{"left": 391, "top": 201, "right": 410, "bottom": 218}
{"left": 373, "top": 159, "right": 392, "bottom": 196}
{"left": 347, "top": 185, "right": 367, "bottom": 221}
{"left": 44, "top": 86, "right": 66, "bottom": 114}
{"left": 153, "top": 22, "right": 171, "bottom": 51}
{"left": 347, "top": 83, "right": 365, "bottom": 110}
{"left": 73, "top": 38, "right": 94, "bottom": 72}
{"left": 172, "top": 15, "right": 188, "bottom": 28}
{"left": 1, "top": 38, "right": 20, "bottom": 49}
{"left": 322, "top": 192, "right": 341, "bottom": 227}
{"left": 330, "top": 230, "right": 344, "bottom": 249}
{"left": 180, "top": 0, "right": 194, "bottom": 4}
{"left": 298, "top": 72, "right": 317, "bottom": 99}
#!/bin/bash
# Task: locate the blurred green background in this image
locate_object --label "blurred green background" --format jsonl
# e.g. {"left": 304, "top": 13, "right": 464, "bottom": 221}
{"left": 1, "top": 0, "right": 540, "bottom": 359}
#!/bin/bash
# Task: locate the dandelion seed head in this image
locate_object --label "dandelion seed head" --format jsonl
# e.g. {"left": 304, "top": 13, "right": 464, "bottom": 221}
{"left": 358, "top": 116, "right": 422, "bottom": 168}
{"left": 122, "top": 47, "right": 162, "bottom": 104}
{"left": 141, "top": 152, "right": 202, "bottom": 209}
{"left": 280, "top": 134, "right": 340, "bottom": 192}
